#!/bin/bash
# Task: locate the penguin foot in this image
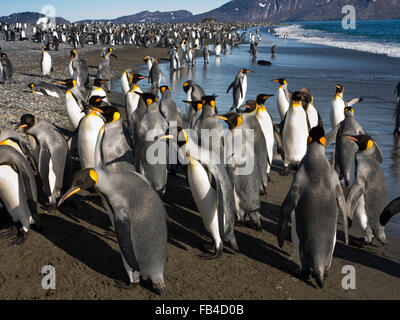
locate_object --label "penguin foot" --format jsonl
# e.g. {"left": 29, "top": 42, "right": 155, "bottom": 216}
{"left": 281, "top": 167, "right": 290, "bottom": 176}
{"left": 114, "top": 279, "right": 138, "bottom": 290}
{"left": 245, "top": 221, "right": 262, "bottom": 232}
{"left": 153, "top": 281, "right": 168, "bottom": 296}
{"left": 9, "top": 230, "right": 27, "bottom": 246}
{"left": 0, "top": 225, "right": 18, "bottom": 238}
{"left": 198, "top": 246, "right": 223, "bottom": 259}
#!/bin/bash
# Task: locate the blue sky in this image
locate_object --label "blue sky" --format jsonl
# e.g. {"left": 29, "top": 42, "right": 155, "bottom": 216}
{"left": 1, "top": 0, "right": 229, "bottom": 21}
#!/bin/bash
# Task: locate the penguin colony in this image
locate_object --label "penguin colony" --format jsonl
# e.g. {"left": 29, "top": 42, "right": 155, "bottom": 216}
{"left": 0, "top": 20, "right": 398, "bottom": 295}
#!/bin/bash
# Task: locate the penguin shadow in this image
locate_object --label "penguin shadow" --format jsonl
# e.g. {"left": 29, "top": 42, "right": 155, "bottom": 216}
{"left": 233, "top": 228, "right": 298, "bottom": 276}
{"left": 57, "top": 193, "right": 115, "bottom": 236}
{"left": 19, "top": 72, "right": 47, "bottom": 79}
{"left": 163, "top": 171, "right": 217, "bottom": 254}
{"left": 259, "top": 201, "right": 281, "bottom": 237}
{"left": 38, "top": 212, "right": 125, "bottom": 282}
{"left": 334, "top": 230, "right": 400, "bottom": 278}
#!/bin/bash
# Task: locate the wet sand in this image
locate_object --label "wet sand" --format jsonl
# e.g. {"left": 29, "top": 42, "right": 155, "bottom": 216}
{"left": 0, "top": 41, "right": 399, "bottom": 299}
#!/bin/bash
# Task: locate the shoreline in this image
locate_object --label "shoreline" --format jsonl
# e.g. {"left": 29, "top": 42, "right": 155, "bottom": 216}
{"left": 0, "top": 40, "right": 399, "bottom": 299}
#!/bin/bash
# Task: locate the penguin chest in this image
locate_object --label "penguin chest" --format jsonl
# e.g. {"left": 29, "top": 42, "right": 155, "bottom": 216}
{"left": 126, "top": 92, "right": 140, "bottom": 118}
{"left": 257, "top": 113, "right": 274, "bottom": 159}
{"left": 79, "top": 115, "right": 105, "bottom": 168}
{"left": 42, "top": 53, "right": 51, "bottom": 75}
{"left": 240, "top": 77, "right": 247, "bottom": 101}
{"left": 188, "top": 161, "right": 218, "bottom": 228}
{"left": 66, "top": 93, "right": 84, "bottom": 129}
{"left": 121, "top": 74, "right": 130, "bottom": 95}
{"left": 68, "top": 61, "right": 74, "bottom": 77}
{"left": 277, "top": 88, "right": 289, "bottom": 117}
{"left": 307, "top": 105, "right": 319, "bottom": 128}
{"left": 331, "top": 97, "right": 345, "bottom": 127}
{"left": 283, "top": 109, "right": 308, "bottom": 162}
{"left": 0, "top": 165, "right": 23, "bottom": 210}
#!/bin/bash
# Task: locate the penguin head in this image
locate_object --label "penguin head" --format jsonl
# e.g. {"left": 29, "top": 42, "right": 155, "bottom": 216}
{"left": 183, "top": 81, "right": 193, "bottom": 93}
{"left": 57, "top": 79, "right": 77, "bottom": 89}
{"left": 291, "top": 91, "right": 306, "bottom": 108}
{"left": 159, "top": 127, "right": 188, "bottom": 149}
{"left": 93, "top": 79, "right": 107, "bottom": 87}
{"left": 160, "top": 86, "right": 170, "bottom": 94}
{"left": 242, "top": 100, "right": 257, "bottom": 113}
{"left": 300, "top": 88, "right": 313, "bottom": 104}
{"left": 183, "top": 100, "right": 203, "bottom": 112}
{"left": 28, "top": 83, "right": 35, "bottom": 90}
{"left": 135, "top": 92, "right": 158, "bottom": 107}
{"left": 58, "top": 169, "right": 98, "bottom": 207}
{"left": 0, "top": 52, "right": 7, "bottom": 59}
{"left": 201, "top": 95, "right": 217, "bottom": 108}
{"left": 240, "top": 68, "right": 252, "bottom": 74}
{"left": 307, "top": 125, "right": 326, "bottom": 147}
{"left": 215, "top": 112, "right": 243, "bottom": 130}
{"left": 256, "top": 94, "right": 274, "bottom": 106}
{"left": 42, "top": 46, "right": 47, "bottom": 52}
{"left": 70, "top": 49, "right": 77, "bottom": 59}
{"left": 344, "top": 106, "right": 354, "bottom": 114}
{"left": 88, "top": 95, "right": 107, "bottom": 108}
{"left": 345, "top": 134, "right": 374, "bottom": 151}
{"left": 101, "top": 106, "right": 120, "bottom": 123}
{"left": 129, "top": 70, "right": 146, "bottom": 83}
{"left": 336, "top": 84, "right": 344, "bottom": 94}
{"left": 17, "top": 114, "right": 36, "bottom": 130}
{"left": 272, "top": 78, "right": 286, "bottom": 86}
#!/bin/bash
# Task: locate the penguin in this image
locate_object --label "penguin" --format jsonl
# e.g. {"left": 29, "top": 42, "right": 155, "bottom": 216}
{"left": 88, "top": 79, "right": 109, "bottom": 104}
{"left": 125, "top": 72, "right": 147, "bottom": 120}
{"left": 94, "top": 106, "right": 135, "bottom": 172}
{"left": 203, "top": 44, "right": 209, "bottom": 64}
{"left": 272, "top": 78, "right": 290, "bottom": 121}
{"left": 57, "top": 79, "right": 86, "bottom": 129}
{"left": 215, "top": 112, "right": 263, "bottom": 231}
{"left": 183, "top": 80, "right": 206, "bottom": 123}
{"left": 28, "top": 82, "right": 64, "bottom": 98}
{"left": 227, "top": 68, "right": 252, "bottom": 112}
{"left": 330, "top": 85, "right": 362, "bottom": 130}
{"left": 41, "top": 46, "right": 52, "bottom": 77}
{"left": 69, "top": 49, "right": 89, "bottom": 89}
{"left": 0, "top": 145, "right": 41, "bottom": 246}
{"left": 278, "top": 125, "right": 349, "bottom": 288}
{"left": 159, "top": 86, "right": 185, "bottom": 128}
{"left": 271, "top": 44, "right": 277, "bottom": 57}
{"left": 58, "top": 168, "right": 168, "bottom": 294}
{"left": 214, "top": 42, "right": 221, "bottom": 57}
{"left": 280, "top": 92, "right": 310, "bottom": 176}
{"left": 120, "top": 69, "right": 132, "bottom": 96}
{"left": 0, "top": 52, "right": 13, "bottom": 83}
{"left": 78, "top": 96, "right": 106, "bottom": 169}
{"left": 143, "top": 56, "right": 154, "bottom": 73}
{"left": 96, "top": 47, "right": 117, "bottom": 92}
{"left": 149, "top": 59, "right": 166, "bottom": 89}
{"left": 380, "top": 196, "right": 400, "bottom": 227}
{"left": 0, "top": 126, "right": 38, "bottom": 173}
{"left": 344, "top": 134, "right": 388, "bottom": 245}
{"left": 17, "top": 114, "right": 69, "bottom": 209}
{"left": 134, "top": 93, "right": 169, "bottom": 197}
{"left": 160, "top": 128, "right": 239, "bottom": 256}
{"left": 334, "top": 104, "right": 365, "bottom": 186}
{"left": 300, "top": 88, "right": 322, "bottom": 129}
{"left": 255, "top": 94, "right": 284, "bottom": 176}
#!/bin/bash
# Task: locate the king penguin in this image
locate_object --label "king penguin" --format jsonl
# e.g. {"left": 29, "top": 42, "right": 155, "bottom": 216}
{"left": 344, "top": 134, "right": 388, "bottom": 245}
{"left": 41, "top": 46, "right": 52, "bottom": 77}
{"left": 272, "top": 78, "right": 290, "bottom": 121}
{"left": 227, "top": 68, "right": 252, "bottom": 111}
{"left": 278, "top": 125, "right": 349, "bottom": 288}
{"left": 58, "top": 168, "right": 168, "bottom": 294}
{"left": 17, "top": 114, "right": 69, "bottom": 210}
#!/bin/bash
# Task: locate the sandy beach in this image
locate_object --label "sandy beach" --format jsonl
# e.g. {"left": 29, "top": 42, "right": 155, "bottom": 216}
{"left": 0, "top": 39, "right": 399, "bottom": 300}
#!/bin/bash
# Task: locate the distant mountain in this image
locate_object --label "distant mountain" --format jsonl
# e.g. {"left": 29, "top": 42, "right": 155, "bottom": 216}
{"left": 0, "top": 12, "right": 69, "bottom": 25}
{"left": 76, "top": 10, "right": 193, "bottom": 24}
{"left": 192, "top": 0, "right": 400, "bottom": 22}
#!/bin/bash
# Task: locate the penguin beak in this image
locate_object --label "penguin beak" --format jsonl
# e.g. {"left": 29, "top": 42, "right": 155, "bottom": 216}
{"left": 272, "top": 79, "right": 279, "bottom": 83}
{"left": 58, "top": 187, "right": 81, "bottom": 207}
{"left": 345, "top": 136, "right": 358, "bottom": 142}
{"left": 215, "top": 115, "right": 228, "bottom": 121}
{"left": 159, "top": 135, "right": 174, "bottom": 140}
{"left": 16, "top": 124, "right": 28, "bottom": 129}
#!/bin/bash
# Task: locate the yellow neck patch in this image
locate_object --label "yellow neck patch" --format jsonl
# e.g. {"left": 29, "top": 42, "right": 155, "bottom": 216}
{"left": 89, "top": 170, "right": 98, "bottom": 185}
{"left": 258, "top": 105, "right": 266, "bottom": 113}
{"left": 112, "top": 112, "right": 121, "bottom": 123}
{"left": 292, "top": 102, "right": 302, "bottom": 108}
{"left": 366, "top": 140, "right": 374, "bottom": 150}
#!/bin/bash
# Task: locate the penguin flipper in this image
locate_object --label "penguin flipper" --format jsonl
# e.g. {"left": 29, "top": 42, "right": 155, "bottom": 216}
{"left": 279, "top": 182, "right": 301, "bottom": 248}
{"left": 273, "top": 125, "right": 285, "bottom": 160}
{"left": 345, "top": 177, "right": 366, "bottom": 223}
{"left": 373, "top": 142, "right": 384, "bottom": 164}
{"left": 226, "top": 82, "right": 234, "bottom": 94}
{"left": 346, "top": 97, "right": 363, "bottom": 107}
{"left": 336, "top": 183, "right": 349, "bottom": 245}
{"left": 380, "top": 196, "right": 400, "bottom": 226}
{"left": 38, "top": 143, "right": 52, "bottom": 197}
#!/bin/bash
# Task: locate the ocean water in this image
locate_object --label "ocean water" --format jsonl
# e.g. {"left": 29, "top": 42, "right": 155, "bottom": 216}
{"left": 113, "top": 22, "right": 400, "bottom": 238}
{"left": 274, "top": 19, "right": 400, "bottom": 58}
